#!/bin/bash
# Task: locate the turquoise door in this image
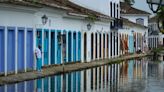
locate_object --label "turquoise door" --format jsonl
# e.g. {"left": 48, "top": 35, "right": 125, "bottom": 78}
{"left": 56, "top": 75, "right": 61, "bottom": 92}
{"left": 44, "top": 77, "right": 49, "bottom": 92}
{"left": 57, "top": 31, "right": 61, "bottom": 64}
{"left": 51, "top": 31, "right": 55, "bottom": 64}
{"left": 36, "top": 29, "right": 42, "bottom": 68}
{"left": 129, "top": 35, "right": 134, "bottom": 53}
{"left": 68, "top": 32, "right": 72, "bottom": 62}
{"left": 73, "top": 32, "right": 76, "bottom": 62}
{"left": 78, "top": 32, "right": 81, "bottom": 62}
{"left": 44, "top": 30, "right": 49, "bottom": 65}
{"left": 7, "top": 28, "right": 15, "bottom": 72}
{"left": 0, "top": 27, "right": 4, "bottom": 73}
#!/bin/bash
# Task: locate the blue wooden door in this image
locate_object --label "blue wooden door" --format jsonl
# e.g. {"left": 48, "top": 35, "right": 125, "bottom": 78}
{"left": 44, "top": 31, "right": 49, "bottom": 65}
{"left": 37, "top": 79, "right": 42, "bottom": 91}
{"left": 26, "top": 80, "right": 34, "bottom": 92}
{"left": 0, "top": 28, "right": 4, "bottom": 73}
{"left": 26, "top": 30, "right": 33, "bottom": 69}
{"left": 57, "top": 31, "right": 61, "bottom": 64}
{"left": 51, "top": 31, "right": 55, "bottom": 64}
{"left": 73, "top": 32, "right": 76, "bottom": 62}
{"left": 129, "top": 35, "right": 134, "bottom": 53}
{"left": 18, "top": 30, "right": 24, "bottom": 71}
{"left": 56, "top": 75, "right": 61, "bottom": 92}
{"left": 78, "top": 32, "right": 81, "bottom": 62}
{"left": 7, "top": 29, "right": 15, "bottom": 72}
{"left": 44, "top": 77, "right": 49, "bottom": 92}
{"left": 68, "top": 32, "right": 72, "bottom": 62}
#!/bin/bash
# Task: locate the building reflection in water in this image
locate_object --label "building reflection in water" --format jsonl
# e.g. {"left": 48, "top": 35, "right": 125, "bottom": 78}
{"left": 1, "top": 58, "right": 164, "bottom": 92}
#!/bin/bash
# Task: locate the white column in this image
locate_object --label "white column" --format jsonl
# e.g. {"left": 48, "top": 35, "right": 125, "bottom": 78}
{"left": 34, "top": 29, "right": 36, "bottom": 70}
{"left": 115, "top": 32, "right": 118, "bottom": 57}
{"left": 4, "top": 27, "right": 7, "bottom": 76}
{"left": 97, "top": 33, "right": 100, "bottom": 60}
{"left": 101, "top": 33, "right": 103, "bottom": 59}
{"left": 118, "top": 33, "right": 120, "bottom": 56}
{"left": 93, "top": 33, "right": 96, "bottom": 60}
{"left": 109, "top": 32, "right": 111, "bottom": 59}
{"left": 87, "top": 32, "right": 91, "bottom": 62}
{"left": 24, "top": 28, "right": 27, "bottom": 72}
{"left": 81, "top": 32, "right": 84, "bottom": 62}
{"left": 48, "top": 30, "right": 51, "bottom": 65}
{"left": 15, "top": 27, "right": 18, "bottom": 74}
{"left": 105, "top": 33, "right": 107, "bottom": 58}
{"left": 112, "top": 32, "right": 114, "bottom": 58}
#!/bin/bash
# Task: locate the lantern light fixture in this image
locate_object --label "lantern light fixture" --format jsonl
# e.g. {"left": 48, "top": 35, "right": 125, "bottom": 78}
{"left": 42, "top": 14, "right": 48, "bottom": 25}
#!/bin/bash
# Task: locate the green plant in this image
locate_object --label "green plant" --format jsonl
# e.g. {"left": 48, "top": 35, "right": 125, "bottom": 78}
{"left": 85, "top": 14, "right": 98, "bottom": 22}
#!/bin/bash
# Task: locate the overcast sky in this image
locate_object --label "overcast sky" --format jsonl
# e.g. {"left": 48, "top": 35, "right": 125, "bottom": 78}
{"left": 133, "top": 0, "right": 155, "bottom": 17}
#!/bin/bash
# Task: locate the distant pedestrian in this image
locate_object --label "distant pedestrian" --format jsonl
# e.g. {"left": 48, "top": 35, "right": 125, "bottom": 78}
{"left": 35, "top": 45, "right": 42, "bottom": 72}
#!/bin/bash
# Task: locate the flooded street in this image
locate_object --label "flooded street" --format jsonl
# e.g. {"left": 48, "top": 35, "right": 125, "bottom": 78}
{"left": 1, "top": 57, "right": 164, "bottom": 92}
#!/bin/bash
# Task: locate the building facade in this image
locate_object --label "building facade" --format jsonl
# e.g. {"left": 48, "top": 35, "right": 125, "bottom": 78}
{"left": 0, "top": 0, "right": 121, "bottom": 75}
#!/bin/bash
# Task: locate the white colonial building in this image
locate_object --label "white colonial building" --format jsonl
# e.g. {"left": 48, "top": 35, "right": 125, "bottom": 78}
{"left": 0, "top": 0, "right": 122, "bottom": 75}
{"left": 118, "top": 2, "right": 150, "bottom": 54}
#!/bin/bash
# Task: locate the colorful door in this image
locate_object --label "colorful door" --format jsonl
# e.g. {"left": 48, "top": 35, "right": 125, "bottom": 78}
{"left": 17, "top": 82, "right": 24, "bottom": 92}
{"left": 36, "top": 29, "right": 42, "bottom": 68}
{"left": 57, "top": 31, "right": 61, "bottom": 64}
{"left": 84, "top": 33, "right": 87, "bottom": 61}
{"left": 129, "top": 35, "right": 134, "bottom": 53}
{"left": 51, "top": 31, "right": 55, "bottom": 64}
{"left": 78, "top": 32, "right": 81, "bottom": 61}
{"left": 73, "top": 32, "right": 76, "bottom": 62}
{"left": 91, "top": 33, "right": 94, "bottom": 60}
{"left": 68, "top": 32, "right": 72, "bottom": 62}
{"left": 26, "top": 30, "right": 33, "bottom": 69}
{"left": 62, "top": 31, "right": 67, "bottom": 63}
{"left": 18, "top": 29, "right": 24, "bottom": 71}
{"left": 7, "top": 28, "right": 15, "bottom": 72}
{"left": 0, "top": 28, "right": 4, "bottom": 73}
{"left": 44, "top": 30, "right": 49, "bottom": 65}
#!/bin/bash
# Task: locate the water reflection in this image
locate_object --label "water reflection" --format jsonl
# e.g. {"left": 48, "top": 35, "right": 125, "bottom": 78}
{"left": 1, "top": 58, "right": 164, "bottom": 92}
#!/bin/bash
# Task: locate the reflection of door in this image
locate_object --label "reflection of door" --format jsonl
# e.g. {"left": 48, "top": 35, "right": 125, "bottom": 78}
{"left": 110, "top": 32, "right": 112, "bottom": 57}
{"left": 51, "top": 32, "right": 55, "bottom": 64}
{"left": 18, "top": 30, "right": 24, "bottom": 71}
{"left": 0, "top": 28, "right": 4, "bottom": 73}
{"left": 91, "top": 33, "right": 94, "bottom": 60}
{"left": 44, "top": 31, "right": 49, "bottom": 65}
{"left": 7, "top": 28, "right": 15, "bottom": 72}
{"left": 163, "top": 38, "right": 164, "bottom": 46}
{"left": 68, "top": 32, "right": 72, "bottom": 62}
{"left": 84, "top": 33, "right": 87, "bottom": 61}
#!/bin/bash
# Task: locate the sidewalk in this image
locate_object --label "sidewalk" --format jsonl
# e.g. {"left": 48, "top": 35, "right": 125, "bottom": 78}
{"left": 0, "top": 53, "right": 149, "bottom": 86}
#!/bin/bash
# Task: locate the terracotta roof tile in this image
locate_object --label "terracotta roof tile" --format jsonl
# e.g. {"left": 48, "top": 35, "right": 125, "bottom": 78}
{"left": 121, "top": 2, "right": 150, "bottom": 15}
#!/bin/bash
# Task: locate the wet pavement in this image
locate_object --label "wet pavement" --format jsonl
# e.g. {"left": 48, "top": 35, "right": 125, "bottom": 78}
{"left": 0, "top": 53, "right": 148, "bottom": 85}
{"left": 1, "top": 54, "right": 164, "bottom": 92}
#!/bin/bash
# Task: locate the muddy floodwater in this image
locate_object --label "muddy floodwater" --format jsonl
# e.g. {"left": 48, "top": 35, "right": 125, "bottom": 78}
{"left": 1, "top": 56, "right": 164, "bottom": 92}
